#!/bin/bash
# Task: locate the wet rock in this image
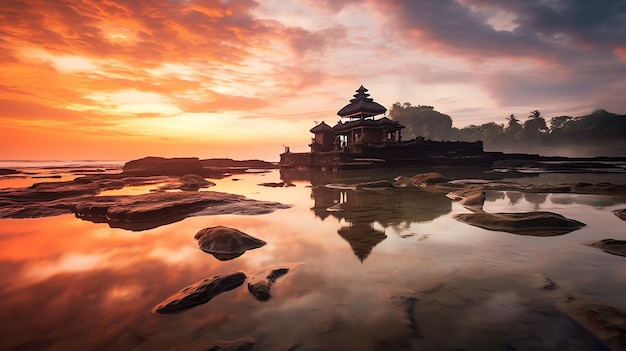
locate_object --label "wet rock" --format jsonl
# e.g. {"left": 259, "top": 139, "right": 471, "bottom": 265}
{"left": 446, "top": 186, "right": 485, "bottom": 210}
{"left": 387, "top": 289, "right": 421, "bottom": 338}
{"left": 195, "top": 226, "right": 267, "bottom": 260}
{"left": 585, "top": 239, "right": 626, "bottom": 257}
{"left": 0, "top": 168, "right": 20, "bottom": 175}
{"left": 0, "top": 178, "right": 103, "bottom": 202}
{"left": 394, "top": 173, "right": 447, "bottom": 188}
{"left": 72, "top": 192, "right": 290, "bottom": 231}
{"left": 537, "top": 274, "right": 626, "bottom": 351}
{"left": 152, "top": 272, "right": 246, "bottom": 315}
{"left": 454, "top": 211, "right": 586, "bottom": 236}
{"left": 614, "top": 209, "right": 626, "bottom": 221}
{"left": 354, "top": 180, "right": 396, "bottom": 189}
{"left": 247, "top": 268, "right": 290, "bottom": 301}
{"left": 167, "top": 337, "right": 256, "bottom": 351}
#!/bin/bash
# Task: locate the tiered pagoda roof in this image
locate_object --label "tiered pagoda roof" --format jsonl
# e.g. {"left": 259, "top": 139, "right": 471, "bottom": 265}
{"left": 333, "top": 116, "right": 404, "bottom": 132}
{"left": 337, "top": 85, "right": 387, "bottom": 119}
{"left": 310, "top": 121, "right": 333, "bottom": 133}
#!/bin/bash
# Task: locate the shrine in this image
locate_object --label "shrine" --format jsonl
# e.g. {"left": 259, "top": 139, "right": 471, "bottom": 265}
{"left": 280, "top": 86, "right": 486, "bottom": 170}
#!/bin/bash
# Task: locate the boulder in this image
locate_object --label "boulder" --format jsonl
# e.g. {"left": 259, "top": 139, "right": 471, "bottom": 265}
{"left": 195, "top": 226, "right": 267, "bottom": 261}
{"left": 454, "top": 211, "right": 585, "bottom": 236}
{"left": 585, "top": 239, "right": 626, "bottom": 257}
{"left": 247, "top": 268, "right": 289, "bottom": 301}
{"left": 152, "top": 272, "right": 246, "bottom": 315}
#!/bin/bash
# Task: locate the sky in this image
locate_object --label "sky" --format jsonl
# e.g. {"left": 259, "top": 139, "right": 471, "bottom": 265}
{"left": 1, "top": 0, "right": 625, "bottom": 161}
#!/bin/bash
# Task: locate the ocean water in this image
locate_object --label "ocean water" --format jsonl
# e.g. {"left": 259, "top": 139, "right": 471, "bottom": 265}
{"left": 0, "top": 163, "right": 625, "bottom": 350}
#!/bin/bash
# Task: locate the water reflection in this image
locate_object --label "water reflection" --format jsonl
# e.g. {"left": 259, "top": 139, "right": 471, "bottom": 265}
{"left": 310, "top": 186, "right": 452, "bottom": 261}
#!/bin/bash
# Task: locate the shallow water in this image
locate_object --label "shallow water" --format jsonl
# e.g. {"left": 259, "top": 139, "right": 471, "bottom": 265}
{"left": 1, "top": 166, "right": 625, "bottom": 350}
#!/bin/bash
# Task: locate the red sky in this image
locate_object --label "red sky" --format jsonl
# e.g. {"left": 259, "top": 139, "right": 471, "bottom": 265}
{"left": 1, "top": 0, "right": 625, "bottom": 161}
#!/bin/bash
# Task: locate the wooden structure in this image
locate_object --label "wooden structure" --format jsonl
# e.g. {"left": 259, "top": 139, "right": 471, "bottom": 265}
{"left": 310, "top": 86, "right": 405, "bottom": 153}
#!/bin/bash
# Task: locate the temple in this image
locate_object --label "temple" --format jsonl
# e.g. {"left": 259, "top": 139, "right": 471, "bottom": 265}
{"left": 279, "top": 86, "right": 487, "bottom": 170}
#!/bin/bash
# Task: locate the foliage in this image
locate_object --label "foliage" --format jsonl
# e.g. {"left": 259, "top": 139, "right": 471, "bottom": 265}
{"left": 388, "top": 103, "right": 626, "bottom": 156}
{"left": 389, "top": 102, "right": 453, "bottom": 140}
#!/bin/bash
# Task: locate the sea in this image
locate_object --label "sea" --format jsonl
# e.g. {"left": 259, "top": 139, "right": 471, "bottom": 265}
{"left": 1, "top": 160, "right": 625, "bottom": 350}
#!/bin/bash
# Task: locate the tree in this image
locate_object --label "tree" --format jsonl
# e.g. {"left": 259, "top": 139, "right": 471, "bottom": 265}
{"left": 389, "top": 102, "right": 453, "bottom": 140}
{"left": 521, "top": 110, "right": 548, "bottom": 146}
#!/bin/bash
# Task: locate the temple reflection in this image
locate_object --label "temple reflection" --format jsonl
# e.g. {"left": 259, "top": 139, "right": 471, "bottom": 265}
{"left": 309, "top": 184, "right": 452, "bottom": 261}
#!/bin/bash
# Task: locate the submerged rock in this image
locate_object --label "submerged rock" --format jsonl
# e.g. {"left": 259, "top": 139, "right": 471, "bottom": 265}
{"left": 614, "top": 209, "right": 626, "bottom": 221}
{"left": 585, "top": 238, "right": 626, "bottom": 257}
{"left": 258, "top": 182, "right": 295, "bottom": 188}
{"left": 195, "top": 226, "right": 267, "bottom": 261}
{"left": 454, "top": 211, "right": 585, "bottom": 236}
{"left": 152, "top": 272, "right": 246, "bottom": 315}
{"left": 247, "top": 268, "right": 290, "bottom": 301}
{"left": 538, "top": 274, "right": 626, "bottom": 351}
{"left": 167, "top": 337, "right": 256, "bottom": 351}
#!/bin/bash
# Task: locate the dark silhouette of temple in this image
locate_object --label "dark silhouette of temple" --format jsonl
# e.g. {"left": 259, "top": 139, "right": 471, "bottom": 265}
{"left": 279, "top": 86, "right": 486, "bottom": 170}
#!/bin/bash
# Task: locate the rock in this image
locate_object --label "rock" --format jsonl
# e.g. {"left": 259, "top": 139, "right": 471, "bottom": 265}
{"left": 0, "top": 168, "right": 20, "bottom": 175}
{"left": 195, "top": 226, "right": 267, "bottom": 260}
{"left": 537, "top": 274, "right": 626, "bottom": 351}
{"left": 394, "top": 173, "right": 447, "bottom": 188}
{"left": 614, "top": 209, "right": 626, "bottom": 221}
{"left": 387, "top": 289, "right": 421, "bottom": 338}
{"left": 153, "top": 273, "right": 246, "bottom": 315}
{"left": 167, "top": 337, "right": 256, "bottom": 351}
{"left": 585, "top": 239, "right": 626, "bottom": 257}
{"left": 72, "top": 192, "right": 290, "bottom": 231}
{"left": 179, "top": 174, "right": 215, "bottom": 191}
{"left": 454, "top": 211, "right": 586, "bottom": 236}
{"left": 0, "top": 178, "right": 103, "bottom": 202}
{"left": 353, "top": 180, "right": 396, "bottom": 189}
{"left": 247, "top": 268, "right": 290, "bottom": 301}
{"left": 200, "top": 158, "right": 275, "bottom": 169}
{"left": 258, "top": 182, "right": 295, "bottom": 188}
{"left": 247, "top": 279, "right": 272, "bottom": 301}
{"left": 122, "top": 157, "right": 206, "bottom": 177}
{"left": 446, "top": 186, "right": 485, "bottom": 209}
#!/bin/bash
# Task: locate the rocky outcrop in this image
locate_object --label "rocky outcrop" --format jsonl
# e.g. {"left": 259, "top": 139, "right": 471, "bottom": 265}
{"left": 152, "top": 272, "right": 246, "bottom": 315}
{"left": 72, "top": 193, "right": 290, "bottom": 231}
{"left": 195, "top": 226, "right": 267, "bottom": 260}
{"left": 247, "top": 268, "right": 289, "bottom": 301}
{"left": 122, "top": 157, "right": 206, "bottom": 176}
{"left": 454, "top": 211, "right": 586, "bottom": 236}
{"left": 122, "top": 157, "right": 276, "bottom": 178}
{"left": 585, "top": 239, "right": 626, "bottom": 257}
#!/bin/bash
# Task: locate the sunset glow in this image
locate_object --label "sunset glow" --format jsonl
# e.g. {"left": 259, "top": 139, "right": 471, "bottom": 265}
{"left": 2, "top": 0, "right": 625, "bottom": 161}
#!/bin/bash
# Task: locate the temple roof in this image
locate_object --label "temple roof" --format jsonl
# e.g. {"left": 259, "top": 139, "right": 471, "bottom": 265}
{"left": 337, "top": 85, "right": 387, "bottom": 119}
{"left": 333, "top": 116, "right": 404, "bottom": 132}
{"left": 310, "top": 121, "right": 334, "bottom": 133}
